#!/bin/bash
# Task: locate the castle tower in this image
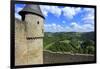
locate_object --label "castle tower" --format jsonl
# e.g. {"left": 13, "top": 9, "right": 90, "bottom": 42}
{"left": 15, "top": 4, "right": 44, "bottom": 65}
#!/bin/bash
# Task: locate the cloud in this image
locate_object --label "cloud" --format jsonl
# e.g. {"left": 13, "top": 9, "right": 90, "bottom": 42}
{"left": 40, "top": 5, "right": 62, "bottom": 17}
{"left": 82, "top": 14, "right": 94, "bottom": 21}
{"left": 15, "top": 7, "right": 23, "bottom": 13}
{"left": 40, "top": 5, "right": 50, "bottom": 17}
{"left": 82, "top": 8, "right": 94, "bottom": 25}
{"left": 15, "top": 7, "right": 23, "bottom": 19}
{"left": 50, "top": 6, "right": 62, "bottom": 17}
{"left": 84, "top": 8, "right": 94, "bottom": 12}
{"left": 15, "top": 13, "right": 21, "bottom": 20}
{"left": 83, "top": 24, "right": 94, "bottom": 30}
{"left": 82, "top": 12, "right": 94, "bottom": 22}
{"left": 70, "top": 22, "right": 81, "bottom": 29}
{"left": 44, "top": 22, "right": 94, "bottom": 32}
{"left": 62, "top": 20, "right": 66, "bottom": 24}
{"left": 62, "top": 7, "right": 81, "bottom": 19}
{"left": 44, "top": 23, "right": 60, "bottom": 32}
{"left": 40, "top": 5, "right": 82, "bottom": 19}
{"left": 15, "top": 4, "right": 25, "bottom": 19}
{"left": 69, "top": 22, "right": 94, "bottom": 32}
{"left": 42, "top": 6, "right": 94, "bottom": 32}
{"left": 70, "top": 22, "right": 82, "bottom": 32}
{"left": 44, "top": 23, "right": 69, "bottom": 32}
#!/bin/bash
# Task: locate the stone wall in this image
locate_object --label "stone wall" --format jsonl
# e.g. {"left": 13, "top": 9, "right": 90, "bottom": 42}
{"left": 25, "top": 14, "right": 44, "bottom": 37}
{"left": 15, "top": 19, "right": 28, "bottom": 65}
{"left": 43, "top": 51, "right": 95, "bottom": 64}
{"left": 15, "top": 17, "right": 44, "bottom": 65}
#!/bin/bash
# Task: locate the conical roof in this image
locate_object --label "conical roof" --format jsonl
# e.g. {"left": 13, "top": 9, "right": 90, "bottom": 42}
{"left": 19, "top": 4, "right": 44, "bottom": 19}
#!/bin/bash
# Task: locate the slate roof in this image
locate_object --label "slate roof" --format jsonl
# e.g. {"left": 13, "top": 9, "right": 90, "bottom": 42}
{"left": 19, "top": 4, "right": 44, "bottom": 19}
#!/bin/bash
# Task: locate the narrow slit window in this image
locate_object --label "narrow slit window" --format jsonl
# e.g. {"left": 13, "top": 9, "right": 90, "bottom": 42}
{"left": 37, "top": 21, "right": 39, "bottom": 24}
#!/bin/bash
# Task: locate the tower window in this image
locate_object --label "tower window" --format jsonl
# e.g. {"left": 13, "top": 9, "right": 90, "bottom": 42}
{"left": 42, "top": 29, "right": 43, "bottom": 33}
{"left": 37, "top": 21, "right": 39, "bottom": 24}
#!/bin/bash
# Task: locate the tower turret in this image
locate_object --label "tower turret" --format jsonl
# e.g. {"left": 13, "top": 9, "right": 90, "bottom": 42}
{"left": 19, "top": 4, "right": 44, "bottom": 38}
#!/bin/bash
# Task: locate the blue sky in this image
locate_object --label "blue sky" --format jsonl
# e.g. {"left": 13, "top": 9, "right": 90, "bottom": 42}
{"left": 15, "top": 4, "right": 94, "bottom": 32}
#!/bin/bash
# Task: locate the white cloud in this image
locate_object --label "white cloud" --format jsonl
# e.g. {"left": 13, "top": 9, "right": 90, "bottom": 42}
{"left": 50, "top": 6, "right": 62, "bottom": 17}
{"left": 40, "top": 6, "right": 82, "bottom": 19}
{"left": 82, "top": 8, "right": 94, "bottom": 25}
{"left": 44, "top": 23, "right": 67, "bottom": 32}
{"left": 44, "top": 22, "right": 94, "bottom": 32}
{"left": 62, "top": 20, "right": 66, "bottom": 24}
{"left": 84, "top": 8, "right": 94, "bottom": 13}
{"left": 40, "top": 5, "right": 50, "bottom": 17}
{"left": 82, "top": 11, "right": 94, "bottom": 21}
{"left": 69, "top": 22, "right": 94, "bottom": 32}
{"left": 83, "top": 14, "right": 94, "bottom": 20}
{"left": 83, "top": 24, "right": 92, "bottom": 28}
{"left": 15, "top": 7, "right": 23, "bottom": 19}
{"left": 70, "top": 22, "right": 82, "bottom": 32}
{"left": 15, "top": 13, "right": 21, "bottom": 20}
{"left": 15, "top": 7, "right": 23, "bottom": 13}
{"left": 62, "top": 7, "right": 81, "bottom": 19}
{"left": 40, "top": 5, "right": 62, "bottom": 17}
{"left": 15, "top": 4, "right": 25, "bottom": 19}
{"left": 71, "top": 22, "right": 81, "bottom": 28}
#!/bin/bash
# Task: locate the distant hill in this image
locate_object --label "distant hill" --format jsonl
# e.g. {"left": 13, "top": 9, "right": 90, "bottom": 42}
{"left": 43, "top": 32, "right": 95, "bottom": 54}
{"left": 81, "top": 32, "right": 95, "bottom": 41}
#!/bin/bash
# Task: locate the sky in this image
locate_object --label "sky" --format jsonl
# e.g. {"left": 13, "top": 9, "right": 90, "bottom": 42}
{"left": 15, "top": 4, "right": 95, "bottom": 32}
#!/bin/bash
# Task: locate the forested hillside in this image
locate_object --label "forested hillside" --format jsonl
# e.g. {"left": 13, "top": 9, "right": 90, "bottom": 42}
{"left": 43, "top": 32, "right": 95, "bottom": 54}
